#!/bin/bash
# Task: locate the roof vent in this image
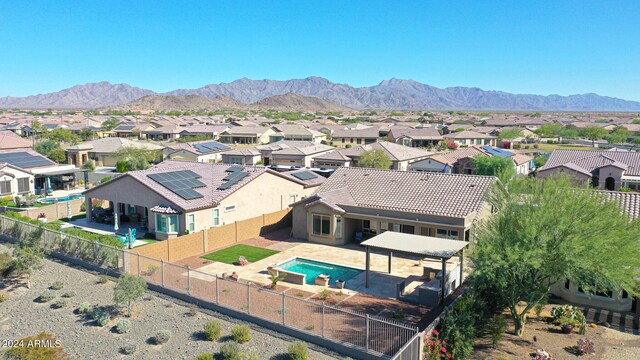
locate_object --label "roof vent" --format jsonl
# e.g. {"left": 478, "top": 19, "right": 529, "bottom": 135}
{"left": 469, "top": 184, "right": 476, "bottom": 188}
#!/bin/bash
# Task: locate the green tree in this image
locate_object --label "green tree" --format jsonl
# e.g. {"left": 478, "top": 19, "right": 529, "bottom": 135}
{"left": 12, "top": 227, "right": 46, "bottom": 289}
{"left": 632, "top": 119, "right": 640, "bottom": 125}
{"left": 533, "top": 154, "right": 549, "bottom": 167}
{"left": 41, "top": 128, "right": 80, "bottom": 144}
{"left": 82, "top": 159, "right": 96, "bottom": 172}
{"left": 579, "top": 126, "right": 608, "bottom": 147}
{"left": 358, "top": 149, "right": 392, "bottom": 169}
{"left": 79, "top": 128, "right": 96, "bottom": 141}
{"left": 606, "top": 126, "right": 632, "bottom": 144}
{"left": 471, "top": 155, "right": 515, "bottom": 182}
{"left": 47, "top": 148, "right": 66, "bottom": 163}
{"left": 101, "top": 117, "right": 120, "bottom": 131}
{"left": 559, "top": 127, "right": 579, "bottom": 139}
{"left": 497, "top": 128, "right": 523, "bottom": 148}
{"left": 113, "top": 274, "right": 147, "bottom": 317}
{"left": 535, "top": 123, "right": 564, "bottom": 140}
{"left": 471, "top": 176, "right": 640, "bottom": 336}
{"left": 31, "top": 119, "right": 44, "bottom": 135}
{"left": 33, "top": 140, "right": 61, "bottom": 157}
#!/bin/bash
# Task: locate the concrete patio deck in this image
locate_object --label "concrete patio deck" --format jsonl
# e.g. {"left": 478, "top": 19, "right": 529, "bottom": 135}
{"left": 189, "top": 239, "right": 461, "bottom": 300}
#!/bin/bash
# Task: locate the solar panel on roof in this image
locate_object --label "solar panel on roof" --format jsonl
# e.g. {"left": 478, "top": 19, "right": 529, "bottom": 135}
{"left": 291, "top": 171, "right": 318, "bottom": 181}
{"left": 217, "top": 171, "right": 249, "bottom": 190}
{"left": 0, "top": 152, "right": 54, "bottom": 169}
{"left": 481, "top": 146, "right": 514, "bottom": 158}
{"left": 147, "top": 170, "right": 204, "bottom": 200}
{"left": 225, "top": 166, "right": 243, "bottom": 173}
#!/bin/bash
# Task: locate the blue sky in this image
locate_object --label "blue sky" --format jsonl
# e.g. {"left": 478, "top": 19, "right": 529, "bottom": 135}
{"left": 1, "top": 1, "right": 639, "bottom": 101}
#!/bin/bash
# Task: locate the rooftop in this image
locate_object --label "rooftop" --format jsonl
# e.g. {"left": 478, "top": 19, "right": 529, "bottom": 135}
{"left": 540, "top": 150, "right": 640, "bottom": 176}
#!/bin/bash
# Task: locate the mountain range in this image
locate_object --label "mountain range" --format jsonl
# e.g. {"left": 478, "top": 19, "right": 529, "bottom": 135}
{"left": 1, "top": 77, "right": 640, "bottom": 111}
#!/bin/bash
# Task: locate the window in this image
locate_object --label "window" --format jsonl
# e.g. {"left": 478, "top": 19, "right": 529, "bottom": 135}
{"left": 230, "top": 157, "right": 244, "bottom": 165}
{"left": 224, "top": 205, "right": 236, "bottom": 212}
{"left": 17, "top": 178, "right": 29, "bottom": 193}
{"left": 188, "top": 214, "right": 195, "bottom": 232}
{"left": 357, "top": 138, "right": 362, "bottom": 144}
{"left": 335, "top": 216, "right": 342, "bottom": 238}
{"left": 436, "top": 229, "right": 459, "bottom": 239}
{"left": 0, "top": 180, "right": 11, "bottom": 195}
{"left": 312, "top": 214, "right": 331, "bottom": 236}
{"left": 564, "top": 279, "right": 570, "bottom": 289}
{"left": 213, "top": 209, "right": 220, "bottom": 226}
{"left": 156, "top": 214, "right": 178, "bottom": 233}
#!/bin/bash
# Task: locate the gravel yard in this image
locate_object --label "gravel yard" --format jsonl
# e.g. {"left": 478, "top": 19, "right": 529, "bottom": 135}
{"left": 0, "top": 247, "right": 343, "bottom": 360}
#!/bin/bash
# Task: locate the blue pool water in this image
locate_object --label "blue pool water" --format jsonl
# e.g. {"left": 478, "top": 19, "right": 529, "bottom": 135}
{"left": 40, "top": 194, "right": 85, "bottom": 204}
{"left": 278, "top": 258, "right": 363, "bottom": 285}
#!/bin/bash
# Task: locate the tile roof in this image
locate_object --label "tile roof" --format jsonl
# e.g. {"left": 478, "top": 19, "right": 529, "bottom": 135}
{"left": 318, "top": 141, "right": 431, "bottom": 162}
{"left": 84, "top": 160, "right": 269, "bottom": 212}
{"left": 308, "top": 167, "right": 496, "bottom": 218}
{"left": 67, "top": 138, "right": 164, "bottom": 153}
{"left": 388, "top": 127, "right": 442, "bottom": 140}
{"left": 0, "top": 130, "right": 32, "bottom": 150}
{"left": 221, "top": 126, "right": 271, "bottom": 135}
{"left": 599, "top": 191, "right": 640, "bottom": 219}
{"left": 332, "top": 127, "right": 380, "bottom": 138}
{"left": 446, "top": 130, "right": 496, "bottom": 139}
{"left": 540, "top": 150, "right": 640, "bottom": 176}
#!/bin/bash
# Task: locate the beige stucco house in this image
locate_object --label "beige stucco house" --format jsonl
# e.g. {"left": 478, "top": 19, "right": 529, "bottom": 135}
{"left": 66, "top": 138, "right": 165, "bottom": 167}
{"left": 218, "top": 127, "right": 275, "bottom": 144}
{"left": 537, "top": 149, "right": 640, "bottom": 191}
{"left": 290, "top": 167, "right": 496, "bottom": 246}
{"left": 83, "top": 161, "right": 324, "bottom": 240}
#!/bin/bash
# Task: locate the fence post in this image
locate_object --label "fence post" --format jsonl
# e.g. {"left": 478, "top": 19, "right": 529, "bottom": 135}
{"left": 215, "top": 275, "right": 219, "bottom": 304}
{"left": 321, "top": 302, "right": 325, "bottom": 337}
{"left": 187, "top": 265, "right": 191, "bottom": 295}
{"left": 365, "top": 314, "right": 370, "bottom": 351}
{"left": 282, "top": 294, "right": 286, "bottom": 325}
{"left": 137, "top": 253, "right": 141, "bottom": 276}
{"left": 161, "top": 259, "right": 165, "bottom": 287}
{"left": 247, "top": 283, "right": 251, "bottom": 314}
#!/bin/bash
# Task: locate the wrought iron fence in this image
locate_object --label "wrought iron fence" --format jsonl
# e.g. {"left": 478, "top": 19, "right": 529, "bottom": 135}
{"left": 0, "top": 215, "right": 420, "bottom": 359}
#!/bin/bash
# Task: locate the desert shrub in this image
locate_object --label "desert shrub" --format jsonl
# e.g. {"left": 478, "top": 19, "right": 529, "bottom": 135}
{"left": 97, "top": 275, "right": 109, "bottom": 284}
{"left": 52, "top": 299, "right": 68, "bottom": 309}
{"left": 187, "top": 303, "right": 198, "bottom": 316}
{"left": 0, "top": 293, "right": 7, "bottom": 303}
{"left": 195, "top": 354, "right": 214, "bottom": 360}
{"left": 319, "top": 289, "right": 332, "bottom": 300}
{"left": 4, "top": 332, "right": 68, "bottom": 359}
{"left": 0, "top": 252, "right": 15, "bottom": 277}
{"left": 3, "top": 211, "right": 61, "bottom": 231}
{"left": 577, "top": 338, "right": 595, "bottom": 354}
{"left": 389, "top": 308, "right": 406, "bottom": 319}
{"left": 231, "top": 324, "right": 251, "bottom": 343}
{"left": 489, "top": 315, "right": 506, "bottom": 348}
{"left": 204, "top": 320, "right": 222, "bottom": 341}
{"left": 78, "top": 302, "right": 93, "bottom": 314}
{"left": 219, "top": 342, "right": 241, "bottom": 360}
{"left": 120, "top": 344, "right": 137, "bottom": 355}
{"left": 242, "top": 349, "right": 263, "bottom": 360}
{"left": 551, "top": 304, "right": 584, "bottom": 326}
{"left": 146, "top": 264, "right": 159, "bottom": 275}
{"left": 155, "top": 329, "right": 171, "bottom": 344}
{"left": 36, "top": 290, "right": 56, "bottom": 303}
{"left": 64, "top": 227, "right": 125, "bottom": 249}
{"left": 435, "top": 295, "right": 476, "bottom": 360}
{"left": 116, "top": 319, "right": 132, "bottom": 334}
{"left": 93, "top": 309, "right": 111, "bottom": 327}
{"left": 61, "top": 291, "right": 76, "bottom": 298}
{"left": 49, "top": 281, "right": 64, "bottom": 290}
{"left": 289, "top": 341, "right": 309, "bottom": 360}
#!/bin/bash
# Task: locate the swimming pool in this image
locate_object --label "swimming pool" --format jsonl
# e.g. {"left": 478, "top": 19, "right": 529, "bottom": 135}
{"left": 39, "top": 194, "right": 85, "bottom": 204}
{"left": 277, "top": 258, "right": 363, "bottom": 285}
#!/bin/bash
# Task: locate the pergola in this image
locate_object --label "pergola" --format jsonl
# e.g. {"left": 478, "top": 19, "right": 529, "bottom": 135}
{"left": 361, "top": 232, "right": 468, "bottom": 305}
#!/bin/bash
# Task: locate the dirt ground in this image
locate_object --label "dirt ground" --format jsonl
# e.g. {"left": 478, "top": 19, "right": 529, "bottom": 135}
{"left": 471, "top": 305, "right": 640, "bottom": 360}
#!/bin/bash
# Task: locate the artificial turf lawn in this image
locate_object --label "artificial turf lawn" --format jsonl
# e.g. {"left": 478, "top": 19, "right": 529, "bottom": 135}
{"left": 200, "top": 244, "right": 279, "bottom": 264}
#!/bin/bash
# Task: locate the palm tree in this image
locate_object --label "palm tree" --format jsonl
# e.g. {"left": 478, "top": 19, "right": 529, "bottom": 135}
{"left": 268, "top": 270, "right": 287, "bottom": 289}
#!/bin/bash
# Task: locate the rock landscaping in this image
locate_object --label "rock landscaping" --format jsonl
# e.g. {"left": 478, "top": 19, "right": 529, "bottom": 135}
{"left": 0, "top": 244, "right": 342, "bottom": 359}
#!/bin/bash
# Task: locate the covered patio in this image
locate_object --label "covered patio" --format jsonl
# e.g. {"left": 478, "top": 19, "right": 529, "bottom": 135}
{"left": 361, "top": 232, "right": 468, "bottom": 306}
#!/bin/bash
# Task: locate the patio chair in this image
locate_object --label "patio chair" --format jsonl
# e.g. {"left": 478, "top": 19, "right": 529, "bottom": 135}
{"left": 355, "top": 232, "right": 363, "bottom": 242}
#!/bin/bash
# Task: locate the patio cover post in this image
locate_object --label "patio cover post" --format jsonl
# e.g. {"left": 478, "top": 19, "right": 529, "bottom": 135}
{"left": 440, "top": 258, "right": 446, "bottom": 305}
{"left": 388, "top": 251, "right": 392, "bottom": 274}
{"left": 365, "top": 246, "right": 370, "bottom": 288}
{"left": 459, "top": 248, "right": 464, "bottom": 286}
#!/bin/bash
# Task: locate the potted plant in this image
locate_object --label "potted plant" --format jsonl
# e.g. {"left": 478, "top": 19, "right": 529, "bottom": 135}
{"left": 559, "top": 315, "right": 578, "bottom": 334}
{"left": 37, "top": 213, "right": 47, "bottom": 222}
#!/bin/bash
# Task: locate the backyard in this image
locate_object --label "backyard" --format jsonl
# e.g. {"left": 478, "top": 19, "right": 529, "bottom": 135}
{"left": 201, "top": 244, "right": 280, "bottom": 264}
{"left": 470, "top": 304, "right": 640, "bottom": 359}
{"left": 0, "top": 244, "right": 343, "bottom": 360}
